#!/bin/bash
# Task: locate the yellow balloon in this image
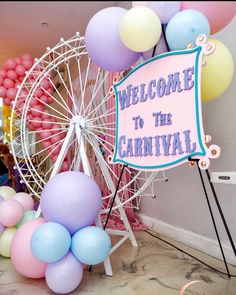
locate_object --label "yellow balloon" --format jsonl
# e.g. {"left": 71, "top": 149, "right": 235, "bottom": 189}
{"left": 119, "top": 6, "right": 161, "bottom": 52}
{"left": 0, "top": 227, "right": 17, "bottom": 257}
{"left": 0, "top": 186, "right": 16, "bottom": 200}
{"left": 201, "top": 38, "right": 234, "bottom": 102}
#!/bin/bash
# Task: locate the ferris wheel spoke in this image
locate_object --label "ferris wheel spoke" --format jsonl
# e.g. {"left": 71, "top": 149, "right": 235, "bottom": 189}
{"left": 88, "top": 107, "right": 116, "bottom": 123}
{"left": 27, "top": 128, "right": 67, "bottom": 147}
{"left": 86, "top": 129, "right": 115, "bottom": 151}
{"left": 80, "top": 57, "right": 91, "bottom": 115}
{"left": 55, "top": 68, "right": 80, "bottom": 115}
{"left": 84, "top": 133, "right": 119, "bottom": 182}
{"left": 28, "top": 126, "right": 68, "bottom": 135}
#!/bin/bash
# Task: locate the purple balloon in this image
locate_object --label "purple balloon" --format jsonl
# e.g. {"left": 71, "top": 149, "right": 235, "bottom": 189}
{"left": 0, "top": 223, "right": 5, "bottom": 235}
{"left": 85, "top": 7, "right": 141, "bottom": 72}
{"left": 147, "top": 1, "right": 181, "bottom": 24}
{"left": 45, "top": 252, "right": 83, "bottom": 294}
{"left": 40, "top": 171, "right": 102, "bottom": 234}
{"left": 142, "top": 33, "right": 168, "bottom": 60}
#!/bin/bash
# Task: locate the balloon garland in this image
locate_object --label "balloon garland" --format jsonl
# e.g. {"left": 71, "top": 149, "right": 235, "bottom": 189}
{"left": 0, "top": 54, "right": 68, "bottom": 170}
{"left": 85, "top": 2, "right": 234, "bottom": 102}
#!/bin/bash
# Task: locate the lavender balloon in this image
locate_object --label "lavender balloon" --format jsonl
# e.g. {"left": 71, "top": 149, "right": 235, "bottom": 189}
{"left": 147, "top": 1, "right": 181, "bottom": 24}
{"left": 142, "top": 33, "right": 168, "bottom": 60}
{"left": 85, "top": 7, "right": 141, "bottom": 72}
{"left": 45, "top": 252, "right": 83, "bottom": 294}
{"left": 40, "top": 171, "right": 102, "bottom": 234}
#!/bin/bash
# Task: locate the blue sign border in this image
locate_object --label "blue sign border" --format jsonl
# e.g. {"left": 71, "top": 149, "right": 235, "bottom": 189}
{"left": 113, "top": 46, "right": 206, "bottom": 170}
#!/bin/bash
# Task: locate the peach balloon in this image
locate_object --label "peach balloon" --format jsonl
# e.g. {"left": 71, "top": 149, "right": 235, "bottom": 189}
{"left": 0, "top": 199, "right": 24, "bottom": 227}
{"left": 12, "top": 192, "right": 34, "bottom": 211}
{"left": 181, "top": 1, "right": 236, "bottom": 34}
{"left": 10, "top": 218, "right": 47, "bottom": 278}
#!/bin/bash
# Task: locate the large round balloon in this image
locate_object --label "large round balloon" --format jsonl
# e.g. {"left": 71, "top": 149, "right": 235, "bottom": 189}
{"left": 71, "top": 226, "right": 111, "bottom": 265}
{"left": 166, "top": 9, "right": 210, "bottom": 50}
{"left": 147, "top": 1, "right": 181, "bottom": 24}
{"left": 85, "top": 7, "right": 141, "bottom": 72}
{"left": 31, "top": 222, "right": 71, "bottom": 263}
{"left": 0, "top": 227, "right": 17, "bottom": 257}
{"left": 181, "top": 1, "right": 236, "bottom": 34}
{"left": 201, "top": 39, "right": 234, "bottom": 102}
{"left": 0, "top": 186, "right": 16, "bottom": 200}
{"left": 40, "top": 171, "right": 102, "bottom": 234}
{"left": 10, "top": 218, "right": 47, "bottom": 278}
{"left": 45, "top": 252, "right": 83, "bottom": 294}
{"left": 119, "top": 6, "right": 162, "bottom": 52}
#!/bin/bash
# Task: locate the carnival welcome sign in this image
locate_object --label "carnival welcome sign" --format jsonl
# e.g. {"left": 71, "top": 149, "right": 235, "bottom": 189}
{"left": 113, "top": 35, "right": 220, "bottom": 171}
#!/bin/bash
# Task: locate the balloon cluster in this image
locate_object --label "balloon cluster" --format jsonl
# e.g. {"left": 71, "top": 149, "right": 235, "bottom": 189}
{"left": 0, "top": 187, "right": 35, "bottom": 257}
{"left": 85, "top": 2, "right": 235, "bottom": 102}
{"left": 11, "top": 171, "right": 111, "bottom": 294}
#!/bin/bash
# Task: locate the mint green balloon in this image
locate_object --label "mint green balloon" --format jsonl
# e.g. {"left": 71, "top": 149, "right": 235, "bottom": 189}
{"left": 16, "top": 210, "right": 36, "bottom": 228}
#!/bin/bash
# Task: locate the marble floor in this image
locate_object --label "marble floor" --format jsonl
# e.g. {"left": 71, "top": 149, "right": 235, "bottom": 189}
{"left": 0, "top": 230, "right": 236, "bottom": 295}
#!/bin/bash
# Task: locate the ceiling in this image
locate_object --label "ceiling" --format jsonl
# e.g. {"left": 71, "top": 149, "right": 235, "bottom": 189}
{"left": 0, "top": 1, "right": 132, "bottom": 64}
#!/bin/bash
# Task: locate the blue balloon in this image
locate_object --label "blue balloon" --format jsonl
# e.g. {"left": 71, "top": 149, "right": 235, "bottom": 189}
{"left": 31, "top": 222, "right": 71, "bottom": 263}
{"left": 166, "top": 9, "right": 210, "bottom": 51}
{"left": 71, "top": 226, "right": 111, "bottom": 265}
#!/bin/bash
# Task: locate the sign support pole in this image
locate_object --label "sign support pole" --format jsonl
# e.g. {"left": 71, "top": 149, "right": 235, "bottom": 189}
{"left": 189, "top": 157, "right": 236, "bottom": 277}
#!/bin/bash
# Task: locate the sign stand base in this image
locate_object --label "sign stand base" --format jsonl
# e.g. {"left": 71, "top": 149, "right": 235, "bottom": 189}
{"left": 189, "top": 157, "right": 236, "bottom": 278}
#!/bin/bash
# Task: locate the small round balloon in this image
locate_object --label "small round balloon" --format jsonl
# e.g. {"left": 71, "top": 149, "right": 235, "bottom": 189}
{"left": 40, "top": 171, "right": 102, "bottom": 234}
{"left": 31, "top": 222, "right": 71, "bottom": 263}
{"left": 12, "top": 192, "right": 34, "bottom": 211}
{"left": 85, "top": 7, "right": 141, "bottom": 72}
{"left": 147, "top": 1, "right": 181, "bottom": 24}
{"left": 181, "top": 1, "right": 236, "bottom": 34}
{"left": 0, "top": 199, "right": 24, "bottom": 227}
{"left": 0, "top": 227, "right": 17, "bottom": 257}
{"left": 166, "top": 9, "right": 210, "bottom": 50}
{"left": 16, "top": 210, "right": 36, "bottom": 228}
{"left": 45, "top": 252, "right": 83, "bottom": 294}
{"left": 201, "top": 39, "right": 234, "bottom": 102}
{"left": 71, "top": 226, "right": 111, "bottom": 265}
{"left": 0, "top": 186, "right": 16, "bottom": 200}
{"left": 119, "top": 6, "right": 162, "bottom": 52}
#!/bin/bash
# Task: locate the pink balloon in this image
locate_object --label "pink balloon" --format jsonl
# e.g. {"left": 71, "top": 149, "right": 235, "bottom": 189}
{"left": 51, "top": 124, "right": 61, "bottom": 134}
{"left": 27, "top": 123, "right": 35, "bottom": 131}
{"left": 12, "top": 192, "right": 34, "bottom": 211}
{"left": 59, "top": 161, "right": 69, "bottom": 173}
{"left": 15, "top": 57, "right": 22, "bottom": 65}
{"left": 40, "top": 78, "right": 50, "bottom": 90}
{"left": 0, "top": 69, "right": 7, "bottom": 78}
{"left": 46, "top": 88, "right": 53, "bottom": 96}
{"left": 27, "top": 113, "right": 34, "bottom": 121}
{"left": 42, "top": 140, "right": 52, "bottom": 149}
{"left": 18, "top": 76, "right": 25, "bottom": 82}
{"left": 49, "top": 145, "right": 62, "bottom": 156}
{"left": 0, "top": 86, "right": 7, "bottom": 98}
{"left": 3, "top": 58, "right": 17, "bottom": 71}
{"left": 15, "top": 64, "right": 26, "bottom": 76}
{"left": 7, "top": 70, "right": 17, "bottom": 81}
{"left": 47, "top": 96, "right": 54, "bottom": 104}
{"left": 132, "top": 1, "right": 147, "bottom": 7}
{"left": 39, "top": 130, "right": 53, "bottom": 140}
{"left": 40, "top": 95, "right": 50, "bottom": 104}
{"left": 31, "top": 117, "right": 42, "bottom": 128}
{"left": 36, "top": 127, "right": 43, "bottom": 132}
{"left": 42, "top": 119, "right": 53, "bottom": 130}
{"left": 0, "top": 76, "right": 3, "bottom": 86}
{"left": 7, "top": 88, "right": 17, "bottom": 100}
{"left": 21, "top": 54, "right": 33, "bottom": 60}
{"left": 31, "top": 104, "right": 44, "bottom": 117}
{"left": 41, "top": 109, "right": 51, "bottom": 119}
{"left": 34, "top": 88, "right": 44, "bottom": 98}
{"left": 3, "top": 78, "right": 15, "bottom": 89}
{"left": 3, "top": 97, "right": 11, "bottom": 106}
{"left": 50, "top": 134, "right": 62, "bottom": 144}
{"left": 0, "top": 199, "right": 24, "bottom": 227}
{"left": 181, "top": 1, "right": 236, "bottom": 34}
{"left": 21, "top": 59, "right": 33, "bottom": 70}
{"left": 10, "top": 218, "right": 47, "bottom": 279}
{"left": 29, "top": 97, "right": 39, "bottom": 107}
